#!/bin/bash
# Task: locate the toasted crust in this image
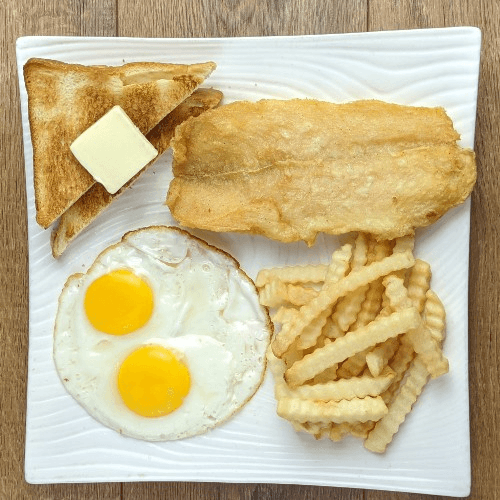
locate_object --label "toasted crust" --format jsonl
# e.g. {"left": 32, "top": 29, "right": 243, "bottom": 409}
{"left": 24, "top": 58, "right": 216, "bottom": 228}
{"left": 166, "top": 99, "right": 476, "bottom": 243}
{"left": 51, "top": 88, "right": 223, "bottom": 258}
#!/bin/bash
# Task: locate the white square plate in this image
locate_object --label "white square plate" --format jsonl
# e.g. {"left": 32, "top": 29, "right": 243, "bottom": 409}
{"left": 17, "top": 27, "right": 481, "bottom": 496}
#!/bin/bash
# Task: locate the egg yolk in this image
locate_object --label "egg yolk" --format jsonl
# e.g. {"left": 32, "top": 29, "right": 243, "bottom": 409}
{"left": 118, "top": 345, "right": 191, "bottom": 418}
{"left": 84, "top": 269, "right": 154, "bottom": 335}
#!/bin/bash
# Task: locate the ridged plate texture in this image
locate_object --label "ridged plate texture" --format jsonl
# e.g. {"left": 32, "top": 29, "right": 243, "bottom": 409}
{"left": 16, "top": 28, "right": 481, "bottom": 496}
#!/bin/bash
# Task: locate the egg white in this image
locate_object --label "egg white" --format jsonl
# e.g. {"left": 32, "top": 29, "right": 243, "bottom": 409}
{"left": 54, "top": 226, "right": 272, "bottom": 441}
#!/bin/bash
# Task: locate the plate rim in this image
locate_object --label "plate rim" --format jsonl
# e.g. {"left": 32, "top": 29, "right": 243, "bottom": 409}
{"left": 17, "top": 27, "right": 480, "bottom": 496}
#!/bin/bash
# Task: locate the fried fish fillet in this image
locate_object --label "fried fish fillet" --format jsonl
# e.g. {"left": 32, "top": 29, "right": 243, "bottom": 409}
{"left": 166, "top": 99, "right": 476, "bottom": 244}
{"left": 51, "top": 88, "right": 223, "bottom": 258}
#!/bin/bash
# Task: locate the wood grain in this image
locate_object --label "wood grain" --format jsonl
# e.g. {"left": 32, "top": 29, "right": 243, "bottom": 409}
{"left": 117, "top": 0, "right": 367, "bottom": 38}
{"left": 1, "top": 0, "right": 499, "bottom": 499}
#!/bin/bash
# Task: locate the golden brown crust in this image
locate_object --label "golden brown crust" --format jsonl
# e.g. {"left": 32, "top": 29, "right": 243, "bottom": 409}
{"left": 51, "top": 88, "right": 223, "bottom": 258}
{"left": 24, "top": 58, "right": 216, "bottom": 229}
{"left": 166, "top": 99, "right": 476, "bottom": 244}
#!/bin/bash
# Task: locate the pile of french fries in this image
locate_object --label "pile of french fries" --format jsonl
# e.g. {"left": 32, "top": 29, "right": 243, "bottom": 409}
{"left": 256, "top": 233, "right": 447, "bottom": 453}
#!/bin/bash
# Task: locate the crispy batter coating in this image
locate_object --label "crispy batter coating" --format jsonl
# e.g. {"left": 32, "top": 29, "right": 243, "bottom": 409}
{"left": 166, "top": 99, "right": 476, "bottom": 244}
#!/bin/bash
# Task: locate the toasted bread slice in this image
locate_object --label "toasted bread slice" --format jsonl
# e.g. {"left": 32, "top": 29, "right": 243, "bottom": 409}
{"left": 51, "top": 88, "right": 223, "bottom": 258}
{"left": 24, "top": 58, "right": 216, "bottom": 228}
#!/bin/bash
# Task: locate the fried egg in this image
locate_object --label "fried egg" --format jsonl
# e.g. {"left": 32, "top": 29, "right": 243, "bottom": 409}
{"left": 53, "top": 226, "right": 272, "bottom": 441}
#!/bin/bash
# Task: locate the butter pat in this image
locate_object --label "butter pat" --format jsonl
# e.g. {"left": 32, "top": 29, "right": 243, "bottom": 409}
{"left": 70, "top": 106, "right": 158, "bottom": 194}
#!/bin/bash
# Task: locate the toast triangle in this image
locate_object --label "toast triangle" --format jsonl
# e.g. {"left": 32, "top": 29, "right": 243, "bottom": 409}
{"left": 51, "top": 88, "right": 223, "bottom": 258}
{"left": 24, "top": 58, "right": 216, "bottom": 228}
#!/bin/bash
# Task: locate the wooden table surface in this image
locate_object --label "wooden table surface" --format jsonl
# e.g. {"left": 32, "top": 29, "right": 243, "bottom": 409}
{"left": 1, "top": 1, "right": 499, "bottom": 499}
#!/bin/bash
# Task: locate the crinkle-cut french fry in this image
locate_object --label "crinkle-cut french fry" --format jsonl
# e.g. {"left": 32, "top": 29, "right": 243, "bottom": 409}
{"left": 392, "top": 234, "right": 415, "bottom": 254}
{"left": 267, "top": 345, "right": 285, "bottom": 376}
{"left": 383, "top": 275, "right": 412, "bottom": 310}
{"left": 277, "top": 396, "right": 388, "bottom": 424}
{"left": 366, "top": 337, "right": 400, "bottom": 377}
{"left": 266, "top": 347, "right": 292, "bottom": 399}
{"left": 348, "top": 421, "right": 376, "bottom": 439}
{"left": 378, "top": 305, "right": 393, "bottom": 317}
{"left": 329, "top": 423, "right": 350, "bottom": 442}
{"left": 258, "top": 280, "right": 287, "bottom": 308}
{"left": 335, "top": 282, "right": 391, "bottom": 379}
{"left": 404, "top": 324, "right": 449, "bottom": 379}
{"left": 390, "top": 234, "right": 415, "bottom": 280}
{"left": 275, "top": 250, "right": 415, "bottom": 357}
{"left": 272, "top": 244, "right": 352, "bottom": 357}
{"left": 298, "top": 421, "right": 322, "bottom": 435}
{"left": 312, "top": 334, "right": 332, "bottom": 349}
{"left": 351, "top": 280, "right": 385, "bottom": 331}
{"left": 322, "top": 317, "right": 344, "bottom": 339}
{"left": 366, "top": 237, "right": 376, "bottom": 260}
{"left": 424, "top": 289, "right": 446, "bottom": 343}
{"left": 336, "top": 349, "right": 369, "bottom": 378}
{"left": 312, "top": 364, "right": 338, "bottom": 384}
{"left": 296, "top": 306, "right": 333, "bottom": 350}
{"left": 355, "top": 251, "right": 415, "bottom": 284}
{"left": 381, "top": 290, "right": 391, "bottom": 310}
{"left": 286, "top": 333, "right": 332, "bottom": 367}
{"left": 259, "top": 280, "right": 318, "bottom": 307}
{"left": 384, "top": 276, "right": 448, "bottom": 378}
{"left": 291, "top": 420, "right": 314, "bottom": 434}
{"left": 381, "top": 340, "right": 415, "bottom": 404}
{"left": 364, "top": 357, "right": 429, "bottom": 453}
{"left": 332, "top": 285, "right": 369, "bottom": 333}
{"left": 291, "top": 421, "right": 332, "bottom": 440}
{"left": 341, "top": 238, "right": 391, "bottom": 333}
{"left": 263, "top": 232, "right": 447, "bottom": 452}
{"left": 369, "top": 239, "right": 393, "bottom": 263}
{"left": 274, "top": 378, "right": 292, "bottom": 399}
{"left": 327, "top": 232, "right": 370, "bottom": 337}
{"left": 271, "top": 306, "right": 299, "bottom": 325}
{"left": 287, "top": 284, "right": 319, "bottom": 306}
{"left": 281, "top": 339, "right": 305, "bottom": 368}
{"left": 407, "top": 259, "right": 432, "bottom": 313}
{"left": 273, "top": 244, "right": 352, "bottom": 355}
{"left": 289, "top": 367, "right": 395, "bottom": 401}
{"left": 255, "top": 265, "right": 328, "bottom": 288}
{"left": 372, "top": 236, "right": 398, "bottom": 305}
{"left": 285, "top": 307, "right": 420, "bottom": 387}
{"left": 313, "top": 424, "right": 334, "bottom": 440}
{"left": 311, "top": 338, "right": 338, "bottom": 383}
{"left": 352, "top": 233, "right": 369, "bottom": 270}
